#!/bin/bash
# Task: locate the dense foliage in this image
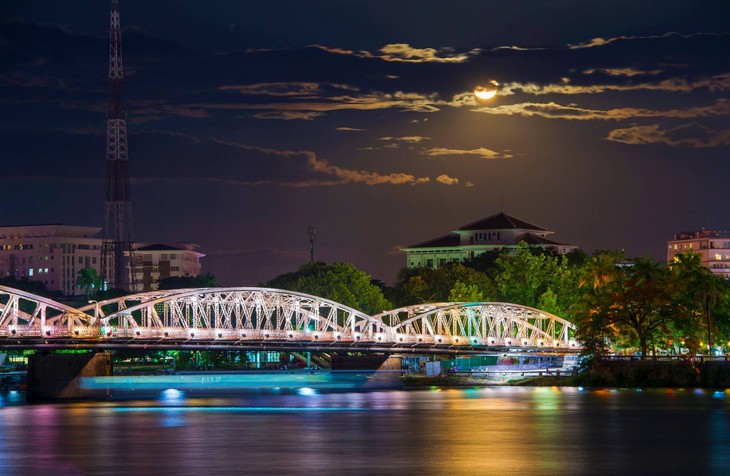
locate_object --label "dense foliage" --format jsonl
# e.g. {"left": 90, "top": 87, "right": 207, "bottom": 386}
{"left": 264, "top": 262, "right": 392, "bottom": 315}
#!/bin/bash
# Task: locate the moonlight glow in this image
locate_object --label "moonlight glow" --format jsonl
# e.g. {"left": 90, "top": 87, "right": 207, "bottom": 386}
{"left": 474, "top": 81, "right": 499, "bottom": 100}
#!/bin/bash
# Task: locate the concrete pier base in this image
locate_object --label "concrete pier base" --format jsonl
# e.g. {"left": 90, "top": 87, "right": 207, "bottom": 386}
{"left": 26, "top": 352, "right": 113, "bottom": 402}
{"left": 331, "top": 353, "right": 403, "bottom": 388}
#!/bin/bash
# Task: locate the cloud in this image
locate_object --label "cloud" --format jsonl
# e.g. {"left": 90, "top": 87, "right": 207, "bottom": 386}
{"left": 179, "top": 91, "right": 441, "bottom": 120}
{"left": 606, "top": 123, "right": 730, "bottom": 147}
{"left": 423, "top": 147, "right": 513, "bottom": 159}
{"left": 220, "top": 82, "right": 322, "bottom": 97}
{"left": 567, "top": 32, "right": 730, "bottom": 50}
{"left": 583, "top": 67, "right": 663, "bottom": 77}
{"left": 498, "top": 74, "right": 730, "bottom": 96}
{"left": 309, "top": 43, "right": 478, "bottom": 63}
{"left": 378, "top": 136, "right": 431, "bottom": 143}
{"left": 210, "top": 138, "right": 431, "bottom": 186}
{"left": 252, "top": 111, "right": 325, "bottom": 120}
{"left": 306, "top": 156, "right": 430, "bottom": 186}
{"left": 472, "top": 98, "right": 730, "bottom": 121}
{"left": 220, "top": 82, "right": 358, "bottom": 97}
{"left": 435, "top": 174, "right": 460, "bottom": 185}
{"left": 336, "top": 127, "right": 366, "bottom": 131}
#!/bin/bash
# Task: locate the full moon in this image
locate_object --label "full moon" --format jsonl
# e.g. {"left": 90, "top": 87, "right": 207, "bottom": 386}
{"left": 474, "top": 80, "right": 499, "bottom": 100}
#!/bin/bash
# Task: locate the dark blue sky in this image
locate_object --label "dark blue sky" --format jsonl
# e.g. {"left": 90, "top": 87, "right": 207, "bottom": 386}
{"left": 2, "top": 1, "right": 730, "bottom": 285}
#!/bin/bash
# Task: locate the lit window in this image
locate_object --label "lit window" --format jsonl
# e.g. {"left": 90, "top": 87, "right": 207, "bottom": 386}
{"left": 29, "top": 269, "right": 33, "bottom": 276}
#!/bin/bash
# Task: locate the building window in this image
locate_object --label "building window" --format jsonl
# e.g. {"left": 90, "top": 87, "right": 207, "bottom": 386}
{"left": 426, "top": 259, "right": 434, "bottom": 268}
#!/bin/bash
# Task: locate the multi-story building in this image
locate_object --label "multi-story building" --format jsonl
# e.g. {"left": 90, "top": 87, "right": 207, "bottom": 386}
{"left": 0, "top": 224, "right": 205, "bottom": 295}
{"left": 133, "top": 242, "right": 205, "bottom": 291}
{"left": 0, "top": 224, "right": 103, "bottom": 295}
{"left": 667, "top": 229, "right": 730, "bottom": 278}
{"left": 401, "top": 211, "right": 578, "bottom": 269}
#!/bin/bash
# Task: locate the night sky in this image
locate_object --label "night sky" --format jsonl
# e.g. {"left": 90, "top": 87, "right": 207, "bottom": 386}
{"left": 2, "top": 1, "right": 729, "bottom": 285}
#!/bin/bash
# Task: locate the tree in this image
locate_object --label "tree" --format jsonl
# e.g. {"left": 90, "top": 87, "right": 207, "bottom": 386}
{"left": 264, "top": 262, "right": 391, "bottom": 315}
{"left": 394, "top": 263, "right": 495, "bottom": 306}
{"left": 670, "top": 253, "right": 730, "bottom": 355}
{"left": 157, "top": 273, "right": 216, "bottom": 290}
{"left": 493, "top": 243, "right": 579, "bottom": 317}
{"left": 76, "top": 267, "right": 102, "bottom": 298}
{"left": 576, "top": 256, "right": 675, "bottom": 360}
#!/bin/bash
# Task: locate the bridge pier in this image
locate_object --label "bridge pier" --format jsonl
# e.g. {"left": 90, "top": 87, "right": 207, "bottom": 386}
{"left": 331, "top": 353, "right": 403, "bottom": 388}
{"left": 26, "top": 352, "right": 113, "bottom": 402}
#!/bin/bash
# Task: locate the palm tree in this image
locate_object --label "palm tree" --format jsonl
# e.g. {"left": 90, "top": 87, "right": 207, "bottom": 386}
{"left": 671, "top": 252, "right": 728, "bottom": 355}
{"left": 76, "top": 267, "right": 102, "bottom": 298}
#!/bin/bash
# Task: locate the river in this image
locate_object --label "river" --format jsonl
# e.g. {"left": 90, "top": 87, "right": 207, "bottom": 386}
{"left": 1, "top": 386, "right": 728, "bottom": 475}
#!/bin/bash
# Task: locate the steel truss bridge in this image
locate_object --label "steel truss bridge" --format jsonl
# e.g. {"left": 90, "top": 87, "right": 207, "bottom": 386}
{"left": 0, "top": 285, "right": 580, "bottom": 355}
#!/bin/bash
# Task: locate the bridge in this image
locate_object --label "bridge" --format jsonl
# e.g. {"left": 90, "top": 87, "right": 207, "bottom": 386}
{"left": 0, "top": 285, "right": 579, "bottom": 355}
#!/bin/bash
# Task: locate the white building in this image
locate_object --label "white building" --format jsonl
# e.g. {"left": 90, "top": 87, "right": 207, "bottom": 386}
{"left": 0, "top": 224, "right": 205, "bottom": 295}
{"left": 133, "top": 242, "right": 205, "bottom": 291}
{"left": 402, "top": 212, "right": 578, "bottom": 269}
{"left": 667, "top": 229, "right": 730, "bottom": 279}
{"left": 0, "top": 224, "right": 103, "bottom": 295}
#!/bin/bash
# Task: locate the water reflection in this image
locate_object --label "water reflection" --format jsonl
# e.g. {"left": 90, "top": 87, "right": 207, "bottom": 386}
{"left": 0, "top": 388, "right": 728, "bottom": 475}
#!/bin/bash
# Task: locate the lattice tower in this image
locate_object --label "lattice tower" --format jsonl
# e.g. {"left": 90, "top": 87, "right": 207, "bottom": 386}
{"left": 101, "top": 0, "right": 136, "bottom": 291}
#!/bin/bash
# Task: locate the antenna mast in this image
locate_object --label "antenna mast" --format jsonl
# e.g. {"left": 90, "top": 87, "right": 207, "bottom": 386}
{"left": 308, "top": 226, "right": 316, "bottom": 263}
{"left": 101, "top": 0, "right": 136, "bottom": 291}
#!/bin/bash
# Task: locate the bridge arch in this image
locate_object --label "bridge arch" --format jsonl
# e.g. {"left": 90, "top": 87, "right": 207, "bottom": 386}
{"left": 373, "top": 302, "right": 577, "bottom": 349}
{"left": 0, "top": 285, "right": 90, "bottom": 335}
{"left": 97, "top": 287, "right": 388, "bottom": 342}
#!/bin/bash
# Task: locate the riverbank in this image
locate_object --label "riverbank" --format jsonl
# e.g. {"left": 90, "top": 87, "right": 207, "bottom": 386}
{"left": 405, "top": 360, "right": 730, "bottom": 388}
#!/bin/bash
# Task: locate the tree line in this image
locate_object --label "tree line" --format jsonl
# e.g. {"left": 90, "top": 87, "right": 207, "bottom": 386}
{"left": 6, "top": 242, "right": 728, "bottom": 361}
{"left": 258, "top": 244, "right": 730, "bottom": 360}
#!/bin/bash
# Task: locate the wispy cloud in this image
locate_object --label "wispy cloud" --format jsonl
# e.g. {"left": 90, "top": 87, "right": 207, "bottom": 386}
{"left": 210, "top": 139, "right": 431, "bottom": 186}
{"left": 309, "top": 43, "right": 479, "bottom": 63}
{"left": 378, "top": 136, "right": 431, "bottom": 143}
{"left": 606, "top": 123, "right": 730, "bottom": 147}
{"left": 220, "top": 82, "right": 358, "bottom": 97}
{"left": 336, "top": 127, "right": 366, "bottom": 131}
{"left": 423, "top": 147, "right": 513, "bottom": 159}
{"left": 498, "top": 74, "right": 730, "bottom": 96}
{"left": 253, "top": 111, "right": 325, "bottom": 120}
{"left": 566, "top": 32, "right": 730, "bottom": 50}
{"left": 472, "top": 99, "right": 730, "bottom": 121}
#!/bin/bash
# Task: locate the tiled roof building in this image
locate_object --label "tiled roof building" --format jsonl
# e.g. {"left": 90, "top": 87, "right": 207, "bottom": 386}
{"left": 401, "top": 212, "right": 578, "bottom": 269}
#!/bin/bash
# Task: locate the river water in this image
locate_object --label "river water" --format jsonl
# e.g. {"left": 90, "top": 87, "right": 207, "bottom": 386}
{"left": 1, "top": 386, "right": 729, "bottom": 475}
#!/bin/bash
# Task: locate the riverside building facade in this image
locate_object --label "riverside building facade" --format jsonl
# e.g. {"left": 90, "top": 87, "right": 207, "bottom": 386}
{"left": 0, "top": 224, "right": 205, "bottom": 295}
{"left": 401, "top": 211, "right": 578, "bottom": 269}
{"left": 667, "top": 228, "right": 730, "bottom": 279}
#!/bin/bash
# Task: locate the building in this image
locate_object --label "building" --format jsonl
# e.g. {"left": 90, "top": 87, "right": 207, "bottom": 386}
{"left": 133, "top": 242, "right": 205, "bottom": 291}
{"left": 0, "top": 224, "right": 103, "bottom": 296}
{"left": 401, "top": 212, "right": 578, "bottom": 269}
{"left": 667, "top": 228, "right": 730, "bottom": 278}
{"left": 0, "top": 224, "right": 205, "bottom": 295}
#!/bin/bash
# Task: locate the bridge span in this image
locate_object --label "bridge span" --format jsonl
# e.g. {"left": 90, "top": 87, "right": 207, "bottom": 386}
{"left": 0, "top": 285, "right": 579, "bottom": 355}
